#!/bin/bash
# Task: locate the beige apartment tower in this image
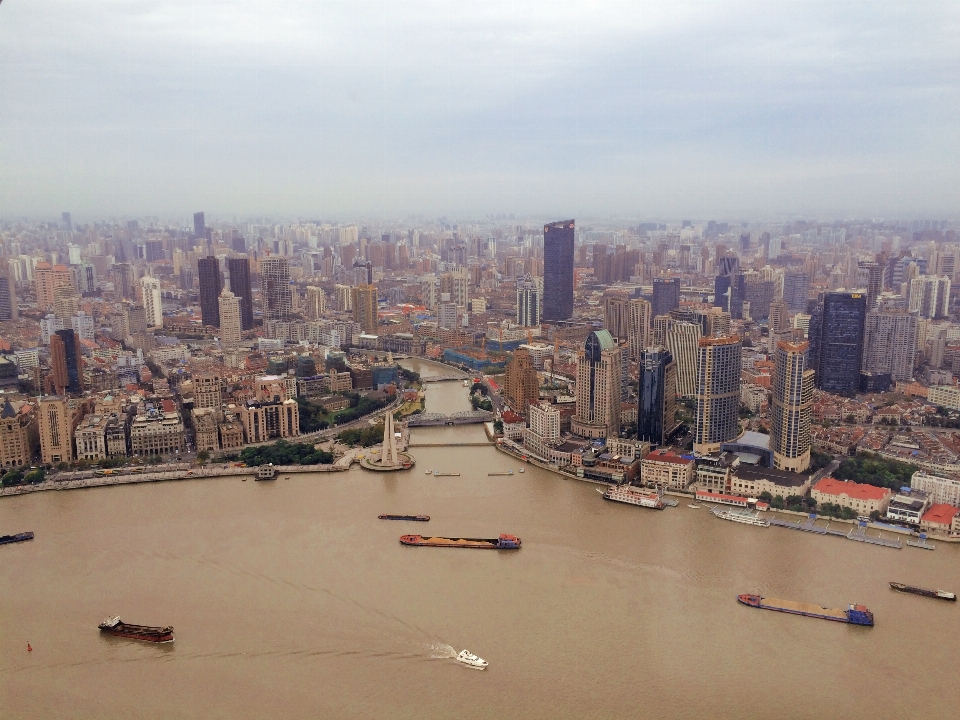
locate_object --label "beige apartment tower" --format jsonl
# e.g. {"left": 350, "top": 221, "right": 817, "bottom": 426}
{"left": 352, "top": 284, "right": 378, "bottom": 334}
{"left": 572, "top": 330, "right": 621, "bottom": 439}
{"left": 771, "top": 340, "right": 815, "bottom": 472}
{"left": 218, "top": 290, "right": 242, "bottom": 348}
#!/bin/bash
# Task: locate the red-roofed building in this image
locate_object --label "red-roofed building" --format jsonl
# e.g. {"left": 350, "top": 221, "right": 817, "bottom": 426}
{"left": 920, "top": 503, "right": 960, "bottom": 535}
{"left": 812, "top": 477, "right": 892, "bottom": 515}
{"left": 500, "top": 410, "right": 526, "bottom": 440}
{"left": 642, "top": 448, "right": 695, "bottom": 490}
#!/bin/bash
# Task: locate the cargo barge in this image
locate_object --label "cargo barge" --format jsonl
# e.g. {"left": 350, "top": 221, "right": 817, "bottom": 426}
{"left": 400, "top": 533, "right": 521, "bottom": 549}
{"left": 379, "top": 514, "right": 430, "bottom": 521}
{"left": 98, "top": 616, "right": 175, "bottom": 643}
{"left": 889, "top": 582, "right": 956, "bottom": 601}
{"left": 0, "top": 531, "right": 34, "bottom": 545}
{"left": 737, "top": 594, "right": 873, "bottom": 625}
{"left": 602, "top": 484, "right": 664, "bottom": 510}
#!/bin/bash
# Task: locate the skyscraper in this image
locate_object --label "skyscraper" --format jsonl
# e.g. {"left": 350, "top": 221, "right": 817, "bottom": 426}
{"left": 541, "top": 219, "right": 575, "bottom": 322}
{"left": 651, "top": 277, "right": 680, "bottom": 318}
{"left": 771, "top": 340, "right": 815, "bottom": 472}
{"left": 503, "top": 348, "right": 540, "bottom": 414}
{"left": 627, "top": 298, "right": 652, "bottom": 361}
{"left": 571, "top": 330, "right": 621, "bottom": 439}
{"left": 808, "top": 292, "right": 867, "bottom": 396}
{"left": 862, "top": 310, "right": 918, "bottom": 382}
{"left": 516, "top": 277, "right": 542, "bottom": 327}
{"left": 857, "top": 261, "right": 884, "bottom": 310}
{"left": 261, "top": 256, "right": 293, "bottom": 322}
{"left": 198, "top": 256, "right": 222, "bottom": 327}
{"left": 783, "top": 271, "right": 811, "bottom": 313}
{"left": 637, "top": 346, "right": 678, "bottom": 448}
{"left": 352, "top": 284, "right": 378, "bottom": 334}
{"left": 665, "top": 321, "right": 702, "bottom": 398}
{"left": 693, "top": 336, "right": 742, "bottom": 454}
{"left": 305, "top": 286, "right": 326, "bottom": 320}
{"left": 227, "top": 257, "right": 254, "bottom": 330}
{"left": 218, "top": 290, "right": 242, "bottom": 348}
{"left": 140, "top": 276, "right": 163, "bottom": 328}
{"left": 52, "top": 328, "right": 82, "bottom": 395}
{"left": 0, "top": 269, "right": 18, "bottom": 321}
{"left": 602, "top": 293, "right": 630, "bottom": 342}
{"left": 39, "top": 396, "right": 72, "bottom": 464}
{"left": 194, "top": 211, "right": 206, "bottom": 238}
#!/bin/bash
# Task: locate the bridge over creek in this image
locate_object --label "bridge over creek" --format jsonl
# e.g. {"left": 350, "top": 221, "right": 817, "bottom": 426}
{"left": 406, "top": 410, "right": 494, "bottom": 427}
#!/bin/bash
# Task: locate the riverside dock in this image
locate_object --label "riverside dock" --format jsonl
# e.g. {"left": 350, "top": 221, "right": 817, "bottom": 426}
{"left": 769, "top": 514, "right": 902, "bottom": 549}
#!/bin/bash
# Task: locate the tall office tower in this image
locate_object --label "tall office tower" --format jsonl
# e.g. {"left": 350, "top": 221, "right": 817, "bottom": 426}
{"left": 571, "top": 330, "right": 621, "bottom": 439}
{"left": 419, "top": 274, "right": 437, "bottom": 309}
{"left": 808, "top": 292, "right": 867, "bottom": 396}
{"left": 305, "top": 286, "right": 326, "bottom": 320}
{"left": 914, "top": 276, "right": 951, "bottom": 319}
{"left": 67, "top": 243, "right": 83, "bottom": 265}
{"left": 503, "top": 348, "right": 540, "bottom": 414}
{"left": 334, "top": 284, "right": 353, "bottom": 311}
{"left": 437, "top": 301, "right": 458, "bottom": 330}
{"left": 198, "top": 256, "right": 223, "bottom": 327}
{"left": 0, "top": 269, "right": 18, "bottom": 321}
{"left": 227, "top": 257, "right": 254, "bottom": 330}
{"left": 52, "top": 328, "right": 82, "bottom": 394}
{"left": 194, "top": 212, "right": 206, "bottom": 238}
{"left": 770, "top": 340, "right": 815, "bottom": 472}
{"left": 218, "top": 290, "right": 242, "bottom": 348}
{"left": 693, "top": 336, "right": 743, "bottom": 455}
{"left": 783, "top": 271, "right": 811, "bottom": 312}
{"left": 140, "top": 276, "right": 163, "bottom": 328}
{"left": 769, "top": 299, "right": 790, "bottom": 335}
{"left": 740, "top": 272, "right": 776, "bottom": 321}
{"left": 39, "top": 396, "right": 72, "bottom": 464}
{"left": 637, "top": 346, "right": 678, "bottom": 448}
{"left": 439, "top": 268, "right": 470, "bottom": 308}
{"left": 857, "top": 261, "right": 884, "bottom": 310}
{"left": 862, "top": 310, "right": 919, "bottom": 382}
{"left": 933, "top": 244, "right": 959, "bottom": 280}
{"left": 179, "top": 267, "right": 194, "bottom": 291}
{"left": 602, "top": 293, "right": 630, "bottom": 342}
{"left": 696, "top": 307, "right": 732, "bottom": 338}
{"left": 651, "top": 277, "right": 680, "bottom": 318}
{"left": 261, "top": 256, "right": 293, "bottom": 322}
{"left": 541, "top": 219, "right": 575, "bottom": 322}
{"left": 125, "top": 304, "right": 147, "bottom": 335}
{"left": 665, "top": 321, "right": 702, "bottom": 398}
{"left": 516, "top": 277, "right": 542, "bottom": 327}
{"left": 145, "top": 241, "right": 164, "bottom": 262}
{"left": 351, "top": 284, "right": 378, "bottom": 334}
{"left": 628, "top": 298, "right": 652, "bottom": 361}
{"left": 79, "top": 263, "right": 97, "bottom": 293}
{"left": 62, "top": 212, "right": 72, "bottom": 232}
{"left": 231, "top": 234, "right": 246, "bottom": 253}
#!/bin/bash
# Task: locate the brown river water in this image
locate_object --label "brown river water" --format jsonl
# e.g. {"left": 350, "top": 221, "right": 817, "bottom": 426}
{"left": 2, "top": 358, "right": 959, "bottom": 719}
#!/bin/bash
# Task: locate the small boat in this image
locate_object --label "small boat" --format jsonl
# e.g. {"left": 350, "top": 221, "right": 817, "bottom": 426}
{"left": 378, "top": 514, "right": 430, "bottom": 521}
{"left": 687, "top": 504, "right": 701, "bottom": 509}
{"left": 425, "top": 469, "right": 432, "bottom": 475}
{"left": 889, "top": 582, "right": 956, "bottom": 601}
{"left": 712, "top": 508, "right": 769, "bottom": 527}
{"left": 98, "top": 616, "right": 175, "bottom": 643}
{"left": 0, "top": 532, "right": 34, "bottom": 545}
{"left": 518, "top": 468, "right": 524, "bottom": 473}
{"left": 456, "top": 649, "right": 488, "bottom": 669}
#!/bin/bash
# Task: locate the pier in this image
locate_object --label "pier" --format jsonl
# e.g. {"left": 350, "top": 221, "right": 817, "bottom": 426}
{"left": 769, "top": 514, "right": 902, "bottom": 549}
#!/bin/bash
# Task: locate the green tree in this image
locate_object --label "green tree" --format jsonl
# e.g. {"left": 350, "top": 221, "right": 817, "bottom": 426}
{"left": 493, "top": 419, "right": 504, "bottom": 435}
{"left": 197, "top": 450, "right": 210, "bottom": 465}
{"left": 239, "top": 439, "right": 334, "bottom": 466}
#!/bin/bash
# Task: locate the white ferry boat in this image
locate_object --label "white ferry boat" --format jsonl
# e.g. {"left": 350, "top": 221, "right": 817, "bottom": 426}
{"left": 457, "top": 650, "right": 488, "bottom": 669}
{"left": 712, "top": 508, "right": 770, "bottom": 527}
{"left": 602, "top": 484, "right": 665, "bottom": 510}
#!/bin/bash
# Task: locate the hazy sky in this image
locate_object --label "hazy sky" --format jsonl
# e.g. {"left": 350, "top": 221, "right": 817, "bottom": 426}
{"left": 1, "top": 1, "right": 958, "bottom": 221}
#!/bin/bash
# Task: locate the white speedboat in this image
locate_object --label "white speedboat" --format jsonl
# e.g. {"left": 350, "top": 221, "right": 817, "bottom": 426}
{"left": 688, "top": 504, "right": 700, "bottom": 509}
{"left": 518, "top": 468, "right": 524, "bottom": 473}
{"left": 457, "top": 649, "right": 488, "bottom": 669}
{"left": 425, "top": 469, "right": 432, "bottom": 474}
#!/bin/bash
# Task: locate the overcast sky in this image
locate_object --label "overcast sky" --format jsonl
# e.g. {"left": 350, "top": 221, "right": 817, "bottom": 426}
{"left": 1, "top": 1, "right": 958, "bottom": 222}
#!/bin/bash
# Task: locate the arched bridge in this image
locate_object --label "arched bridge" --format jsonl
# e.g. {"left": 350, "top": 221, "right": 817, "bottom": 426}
{"left": 407, "top": 410, "right": 494, "bottom": 426}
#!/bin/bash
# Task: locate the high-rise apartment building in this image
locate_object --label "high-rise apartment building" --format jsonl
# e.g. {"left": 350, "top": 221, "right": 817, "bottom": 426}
{"left": 637, "top": 346, "right": 678, "bottom": 448}
{"left": 261, "top": 256, "right": 293, "bottom": 322}
{"left": 0, "top": 270, "right": 18, "bottom": 321}
{"left": 305, "top": 286, "right": 326, "bottom": 320}
{"left": 420, "top": 274, "right": 437, "bottom": 310}
{"left": 782, "top": 271, "right": 810, "bottom": 313}
{"left": 439, "top": 269, "right": 470, "bottom": 308}
{"left": 227, "top": 257, "right": 254, "bottom": 330}
{"left": 140, "top": 276, "right": 163, "bottom": 328}
{"left": 503, "top": 349, "right": 540, "bottom": 414}
{"left": 862, "top": 310, "right": 918, "bottom": 382}
{"left": 603, "top": 293, "right": 630, "bottom": 342}
{"left": 198, "top": 256, "right": 223, "bottom": 327}
{"left": 771, "top": 340, "right": 815, "bottom": 472}
{"left": 334, "top": 284, "right": 353, "bottom": 311}
{"left": 34, "top": 262, "right": 74, "bottom": 310}
{"left": 809, "top": 292, "right": 867, "bottom": 396}
{"left": 628, "top": 298, "right": 652, "bottom": 361}
{"left": 857, "top": 261, "right": 884, "bottom": 310}
{"left": 665, "top": 321, "right": 702, "bottom": 398}
{"left": 437, "top": 301, "right": 458, "bottom": 330}
{"left": 39, "top": 396, "right": 72, "bottom": 464}
{"left": 218, "top": 290, "right": 242, "bottom": 348}
{"left": 352, "top": 284, "right": 378, "bottom": 334}
{"left": 516, "top": 277, "right": 542, "bottom": 327}
{"left": 571, "top": 330, "right": 621, "bottom": 439}
{"left": 693, "top": 336, "right": 742, "bottom": 454}
{"left": 651, "top": 277, "right": 680, "bottom": 319}
{"left": 541, "top": 219, "right": 575, "bottom": 322}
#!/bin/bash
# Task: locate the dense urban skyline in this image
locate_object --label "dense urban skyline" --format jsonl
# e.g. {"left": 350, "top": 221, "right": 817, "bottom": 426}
{"left": 2, "top": 1, "right": 959, "bottom": 218}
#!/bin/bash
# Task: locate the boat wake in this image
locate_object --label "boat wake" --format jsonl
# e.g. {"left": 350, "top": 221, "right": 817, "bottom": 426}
{"left": 427, "top": 642, "right": 457, "bottom": 660}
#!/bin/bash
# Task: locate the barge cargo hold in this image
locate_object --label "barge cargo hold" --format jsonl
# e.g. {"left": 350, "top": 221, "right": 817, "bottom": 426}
{"left": 889, "top": 582, "right": 956, "bottom": 601}
{"left": 379, "top": 514, "right": 430, "bottom": 521}
{"left": 0, "top": 531, "right": 34, "bottom": 545}
{"left": 399, "top": 533, "right": 521, "bottom": 549}
{"left": 737, "top": 594, "right": 874, "bottom": 626}
{"left": 98, "top": 617, "right": 175, "bottom": 642}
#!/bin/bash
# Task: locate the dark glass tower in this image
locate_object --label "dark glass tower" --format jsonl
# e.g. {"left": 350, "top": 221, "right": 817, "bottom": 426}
{"left": 198, "top": 256, "right": 223, "bottom": 328}
{"left": 808, "top": 292, "right": 867, "bottom": 396}
{"left": 651, "top": 277, "right": 680, "bottom": 318}
{"left": 637, "top": 346, "right": 678, "bottom": 447}
{"left": 541, "top": 219, "right": 575, "bottom": 322}
{"left": 227, "top": 257, "right": 254, "bottom": 331}
{"left": 783, "top": 271, "right": 810, "bottom": 312}
{"left": 193, "top": 212, "right": 206, "bottom": 238}
{"left": 55, "top": 328, "right": 83, "bottom": 394}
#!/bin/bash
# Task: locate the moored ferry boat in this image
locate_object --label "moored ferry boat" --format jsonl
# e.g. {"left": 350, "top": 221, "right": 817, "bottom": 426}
{"left": 0, "top": 531, "right": 34, "bottom": 545}
{"left": 98, "top": 617, "right": 175, "bottom": 642}
{"left": 603, "top": 484, "right": 665, "bottom": 510}
{"left": 737, "top": 594, "right": 874, "bottom": 625}
{"left": 889, "top": 582, "right": 956, "bottom": 601}
{"left": 400, "top": 533, "right": 521, "bottom": 549}
{"left": 712, "top": 508, "right": 769, "bottom": 527}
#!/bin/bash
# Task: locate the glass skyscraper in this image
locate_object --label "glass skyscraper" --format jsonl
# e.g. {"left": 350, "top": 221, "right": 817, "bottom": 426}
{"left": 541, "top": 219, "right": 575, "bottom": 322}
{"left": 637, "top": 346, "right": 678, "bottom": 448}
{"left": 808, "top": 292, "right": 867, "bottom": 396}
